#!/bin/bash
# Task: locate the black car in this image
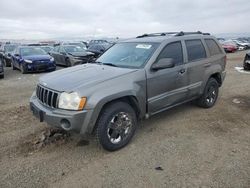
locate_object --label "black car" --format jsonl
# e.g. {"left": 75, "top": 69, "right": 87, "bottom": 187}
{"left": 243, "top": 51, "right": 250, "bottom": 70}
{"left": 0, "top": 43, "right": 18, "bottom": 67}
{"left": 0, "top": 58, "right": 4, "bottom": 78}
{"left": 50, "top": 45, "right": 94, "bottom": 67}
{"left": 87, "top": 43, "right": 113, "bottom": 57}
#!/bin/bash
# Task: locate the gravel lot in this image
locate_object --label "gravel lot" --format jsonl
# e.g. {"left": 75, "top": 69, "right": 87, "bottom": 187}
{"left": 0, "top": 51, "right": 249, "bottom": 188}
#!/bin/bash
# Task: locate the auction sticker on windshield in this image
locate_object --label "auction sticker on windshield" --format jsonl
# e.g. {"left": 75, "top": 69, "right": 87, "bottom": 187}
{"left": 136, "top": 44, "right": 152, "bottom": 49}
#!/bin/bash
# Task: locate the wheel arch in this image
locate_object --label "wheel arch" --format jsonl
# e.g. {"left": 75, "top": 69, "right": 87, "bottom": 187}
{"left": 88, "top": 95, "right": 141, "bottom": 135}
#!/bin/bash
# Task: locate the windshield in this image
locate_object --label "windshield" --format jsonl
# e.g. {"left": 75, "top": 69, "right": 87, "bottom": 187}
{"left": 64, "top": 45, "right": 86, "bottom": 53}
{"left": 65, "top": 43, "right": 87, "bottom": 50}
{"left": 20, "top": 47, "right": 47, "bottom": 56}
{"left": 40, "top": 46, "right": 53, "bottom": 53}
{"left": 97, "top": 42, "right": 159, "bottom": 68}
{"left": 4, "top": 45, "right": 17, "bottom": 52}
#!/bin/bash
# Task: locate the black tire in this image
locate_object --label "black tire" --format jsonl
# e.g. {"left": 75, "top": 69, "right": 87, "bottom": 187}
{"left": 20, "top": 64, "right": 27, "bottom": 74}
{"left": 0, "top": 74, "right": 4, "bottom": 79}
{"left": 66, "top": 58, "right": 72, "bottom": 67}
{"left": 96, "top": 101, "right": 137, "bottom": 151}
{"left": 243, "top": 56, "right": 250, "bottom": 70}
{"left": 5, "top": 59, "right": 11, "bottom": 67}
{"left": 12, "top": 63, "right": 17, "bottom": 70}
{"left": 196, "top": 78, "right": 219, "bottom": 108}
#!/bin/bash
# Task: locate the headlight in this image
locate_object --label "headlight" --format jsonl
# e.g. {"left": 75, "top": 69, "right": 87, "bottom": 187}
{"left": 50, "top": 57, "right": 54, "bottom": 61}
{"left": 24, "top": 59, "right": 33, "bottom": 63}
{"left": 58, "top": 92, "right": 86, "bottom": 110}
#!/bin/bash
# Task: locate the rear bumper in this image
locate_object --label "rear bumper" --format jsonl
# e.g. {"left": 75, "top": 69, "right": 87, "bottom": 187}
{"left": 30, "top": 93, "right": 94, "bottom": 134}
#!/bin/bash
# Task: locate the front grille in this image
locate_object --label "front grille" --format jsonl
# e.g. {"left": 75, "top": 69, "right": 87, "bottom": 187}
{"left": 36, "top": 85, "right": 59, "bottom": 108}
{"left": 33, "top": 60, "right": 50, "bottom": 64}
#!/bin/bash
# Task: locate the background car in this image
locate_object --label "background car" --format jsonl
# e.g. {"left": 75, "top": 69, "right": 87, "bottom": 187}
{"left": 232, "top": 39, "right": 250, "bottom": 49}
{"left": 87, "top": 43, "right": 113, "bottom": 57}
{"left": 12, "top": 46, "right": 56, "bottom": 74}
{"left": 88, "top": 39, "right": 109, "bottom": 47}
{"left": 0, "top": 59, "right": 4, "bottom": 78}
{"left": 40, "top": 46, "right": 54, "bottom": 54}
{"left": 220, "top": 41, "right": 238, "bottom": 53}
{"left": 62, "top": 42, "right": 87, "bottom": 50}
{"left": 0, "top": 43, "right": 18, "bottom": 67}
{"left": 243, "top": 51, "right": 250, "bottom": 70}
{"left": 50, "top": 44, "right": 94, "bottom": 67}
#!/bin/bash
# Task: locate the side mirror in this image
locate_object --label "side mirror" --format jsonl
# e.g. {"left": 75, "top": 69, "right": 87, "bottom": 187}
{"left": 151, "top": 58, "right": 175, "bottom": 71}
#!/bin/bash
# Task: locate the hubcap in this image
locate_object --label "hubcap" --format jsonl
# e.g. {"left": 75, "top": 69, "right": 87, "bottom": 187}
{"left": 206, "top": 86, "right": 216, "bottom": 104}
{"left": 107, "top": 112, "right": 132, "bottom": 144}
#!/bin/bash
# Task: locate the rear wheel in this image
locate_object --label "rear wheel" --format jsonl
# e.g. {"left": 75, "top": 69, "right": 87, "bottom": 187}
{"left": 96, "top": 101, "right": 137, "bottom": 151}
{"left": 196, "top": 78, "right": 219, "bottom": 108}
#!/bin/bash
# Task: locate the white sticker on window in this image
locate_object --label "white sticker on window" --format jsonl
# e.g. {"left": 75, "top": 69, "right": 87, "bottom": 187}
{"left": 136, "top": 44, "right": 152, "bottom": 49}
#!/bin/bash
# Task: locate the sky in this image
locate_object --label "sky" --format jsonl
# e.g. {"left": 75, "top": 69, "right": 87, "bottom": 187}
{"left": 0, "top": 0, "right": 250, "bottom": 40}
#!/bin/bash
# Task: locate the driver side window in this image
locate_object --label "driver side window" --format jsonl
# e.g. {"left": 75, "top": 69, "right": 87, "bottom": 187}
{"left": 157, "top": 41, "right": 183, "bottom": 66}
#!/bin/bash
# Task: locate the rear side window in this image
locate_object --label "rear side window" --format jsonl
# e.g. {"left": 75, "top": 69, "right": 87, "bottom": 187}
{"left": 205, "top": 39, "right": 222, "bottom": 56}
{"left": 185, "top": 40, "right": 206, "bottom": 62}
{"left": 157, "top": 41, "right": 183, "bottom": 65}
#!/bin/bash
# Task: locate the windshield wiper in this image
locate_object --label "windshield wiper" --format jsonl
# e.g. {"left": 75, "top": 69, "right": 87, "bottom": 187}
{"left": 90, "top": 61, "right": 103, "bottom": 65}
{"left": 102, "top": 63, "right": 118, "bottom": 67}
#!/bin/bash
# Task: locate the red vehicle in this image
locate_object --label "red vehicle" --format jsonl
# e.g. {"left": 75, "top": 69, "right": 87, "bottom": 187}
{"left": 221, "top": 42, "right": 237, "bottom": 53}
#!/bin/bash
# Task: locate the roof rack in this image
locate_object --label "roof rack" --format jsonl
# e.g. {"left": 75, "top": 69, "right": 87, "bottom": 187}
{"left": 136, "top": 31, "right": 210, "bottom": 38}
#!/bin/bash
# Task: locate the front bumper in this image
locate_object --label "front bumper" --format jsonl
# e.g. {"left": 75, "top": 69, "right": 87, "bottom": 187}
{"left": 24, "top": 62, "right": 56, "bottom": 72}
{"left": 30, "top": 93, "right": 93, "bottom": 134}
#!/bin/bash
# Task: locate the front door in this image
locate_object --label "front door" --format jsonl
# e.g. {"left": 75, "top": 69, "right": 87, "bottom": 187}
{"left": 147, "top": 41, "right": 188, "bottom": 114}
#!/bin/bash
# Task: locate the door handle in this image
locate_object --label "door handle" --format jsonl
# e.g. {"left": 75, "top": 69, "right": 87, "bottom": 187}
{"left": 179, "top": 69, "right": 186, "bottom": 74}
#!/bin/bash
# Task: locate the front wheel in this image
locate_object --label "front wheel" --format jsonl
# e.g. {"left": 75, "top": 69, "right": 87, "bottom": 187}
{"left": 20, "top": 64, "right": 27, "bottom": 74}
{"left": 65, "top": 58, "right": 72, "bottom": 67}
{"left": 196, "top": 78, "right": 219, "bottom": 108}
{"left": 96, "top": 102, "right": 137, "bottom": 151}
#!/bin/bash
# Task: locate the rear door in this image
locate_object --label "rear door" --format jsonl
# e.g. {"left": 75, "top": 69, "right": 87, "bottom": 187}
{"left": 147, "top": 41, "right": 188, "bottom": 114}
{"left": 184, "top": 39, "right": 208, "bottom": 98}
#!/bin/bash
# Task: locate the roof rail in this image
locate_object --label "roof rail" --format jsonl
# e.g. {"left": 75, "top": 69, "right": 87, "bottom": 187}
{"left": 136, "top": 31, "right": 210, "bottom": 38}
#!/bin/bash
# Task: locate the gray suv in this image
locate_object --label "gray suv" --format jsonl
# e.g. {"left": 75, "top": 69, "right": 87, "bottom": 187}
{"left": 30, "top": 31, "right": 226, "bottom": 151}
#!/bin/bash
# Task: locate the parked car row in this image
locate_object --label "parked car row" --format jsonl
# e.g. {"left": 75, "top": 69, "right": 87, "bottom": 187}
{"left": 218, "top": 38, "right": 250, "bottom": 53}
{"left": 0, "top": 39, "right": 114, "bottom": 78}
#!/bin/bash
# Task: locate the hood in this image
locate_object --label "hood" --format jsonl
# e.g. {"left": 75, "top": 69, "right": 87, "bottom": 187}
{"left": 39, "top": 64, "right": 138, "bottom": 92}
{"left": 23, "top": 55, "right": 52, "bottom": 61}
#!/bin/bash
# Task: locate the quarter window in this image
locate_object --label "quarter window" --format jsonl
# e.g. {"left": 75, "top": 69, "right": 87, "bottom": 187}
{"left": 157, "top": 41, "right": 183, "bottom": 65}
{"left": 205, "top": 39, "right": 222, "bottom": 56}
{"left": 185, "top": 40, "right": 206, "bottom": 61}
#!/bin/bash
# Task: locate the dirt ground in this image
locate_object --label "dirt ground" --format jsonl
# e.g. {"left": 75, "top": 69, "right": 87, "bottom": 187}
{"left": 0, "top": 51, "right": 249, "bottom": 188}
